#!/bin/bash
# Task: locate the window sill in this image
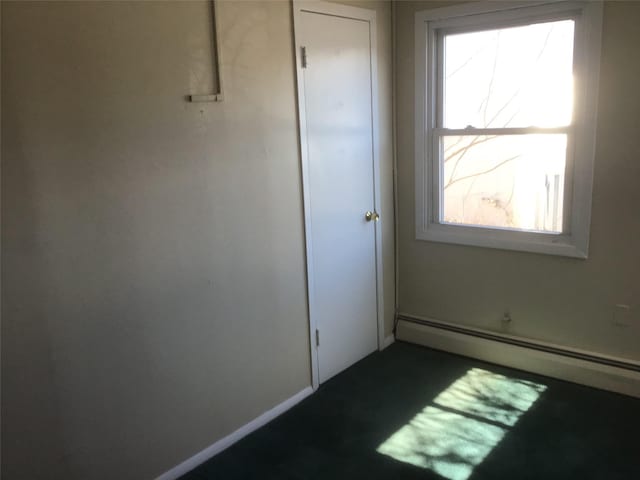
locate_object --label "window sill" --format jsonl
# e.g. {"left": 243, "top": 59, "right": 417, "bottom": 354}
{"left": 416, "top": 222, "right": 588, "bottom": 258}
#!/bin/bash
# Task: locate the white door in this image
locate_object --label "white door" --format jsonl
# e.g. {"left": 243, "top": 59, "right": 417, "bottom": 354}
{"left": 295, "top": 5, "right": 380, "bottom": 384}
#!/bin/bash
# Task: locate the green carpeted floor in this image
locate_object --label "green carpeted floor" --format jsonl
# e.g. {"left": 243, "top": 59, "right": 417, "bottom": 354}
{"left": 180, "top": 342, "right": 640, "bottom": 479}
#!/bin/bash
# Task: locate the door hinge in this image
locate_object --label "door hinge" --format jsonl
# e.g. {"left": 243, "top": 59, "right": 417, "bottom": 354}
{"left": 315, "top": 328, "right": 320, "bottom": 347}
{"left": 301, "top": 46, "right": 308, "bottom": 69}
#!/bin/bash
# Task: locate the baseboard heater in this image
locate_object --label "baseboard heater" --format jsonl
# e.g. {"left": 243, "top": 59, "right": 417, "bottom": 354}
{"left": 397, "top": 314, "right": 640, "bottom": 373}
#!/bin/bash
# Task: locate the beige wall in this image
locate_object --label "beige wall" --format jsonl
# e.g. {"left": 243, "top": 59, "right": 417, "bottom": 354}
{"left": 396, "top": 1, "right": 640, "bottom": 361}
{"left": 0, "top": 1, "right": 393, "bottom": 479}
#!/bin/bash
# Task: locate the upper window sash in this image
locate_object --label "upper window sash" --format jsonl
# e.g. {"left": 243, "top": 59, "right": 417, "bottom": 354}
{"left": 431, "top": 14, "right": 579, "bottom": 131}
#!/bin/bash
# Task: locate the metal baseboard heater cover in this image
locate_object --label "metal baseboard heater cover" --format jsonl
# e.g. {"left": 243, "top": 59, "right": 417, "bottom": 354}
{"left": 397, "top": 314, "right": 640, "bottom": 373}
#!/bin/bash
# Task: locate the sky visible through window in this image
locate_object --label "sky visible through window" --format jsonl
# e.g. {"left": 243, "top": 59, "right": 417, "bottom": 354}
{"left": 440, "top": 19, "right": 575, "bottom": 233}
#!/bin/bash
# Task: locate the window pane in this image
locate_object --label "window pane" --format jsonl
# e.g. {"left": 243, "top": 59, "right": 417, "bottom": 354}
{"left": 443, "top": 20, "right": 575, "bottom": 129}
{"left": 441, "top": 135, "right": 567, "bottom": 232}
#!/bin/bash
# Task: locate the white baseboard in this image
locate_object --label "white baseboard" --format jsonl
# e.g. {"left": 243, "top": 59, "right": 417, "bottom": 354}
{"left": 155, "top": 386, "right": 314, "bottom": 480}
{"left": 397, "top": 318, "right": 640, "bottom": 398}
{"left": 381, "top": 334, "right": 395, "bottom": 350}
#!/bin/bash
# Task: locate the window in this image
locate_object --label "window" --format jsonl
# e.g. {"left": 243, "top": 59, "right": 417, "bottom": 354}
{"left": 415, "top": 1, "right": 603, "bottom": 258}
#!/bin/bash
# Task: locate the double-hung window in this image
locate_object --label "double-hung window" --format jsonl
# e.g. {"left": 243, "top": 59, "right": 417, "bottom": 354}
{"left": 415, "top": 1, "right": 603, "bottom": 257}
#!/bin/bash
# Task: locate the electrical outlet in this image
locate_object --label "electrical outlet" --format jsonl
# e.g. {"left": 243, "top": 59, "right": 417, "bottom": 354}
{"left": 613, "top": 304, "right": 632, "bottom": 327}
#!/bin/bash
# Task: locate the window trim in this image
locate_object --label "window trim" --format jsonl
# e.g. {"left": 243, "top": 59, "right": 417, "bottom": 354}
{"left": 415, "top": 1, "right": 603, "bottom": 258}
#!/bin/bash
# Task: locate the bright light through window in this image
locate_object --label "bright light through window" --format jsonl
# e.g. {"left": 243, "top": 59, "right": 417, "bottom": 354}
{"left": 443, "top": 20, "right": 575, "bottom": 129}
{"left": 439, "top": 20, "right": 574, "bottom": 233}
{"left": 442, "top": 134, "right": 567, "bottom": 232}
{"left": 377, "top": 368, "right": 547, "bottom": 480}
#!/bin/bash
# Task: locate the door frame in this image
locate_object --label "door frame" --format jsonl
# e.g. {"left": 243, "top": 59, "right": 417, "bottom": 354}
{"left": 292, "top": 0, "right": 385, "bottom": 391}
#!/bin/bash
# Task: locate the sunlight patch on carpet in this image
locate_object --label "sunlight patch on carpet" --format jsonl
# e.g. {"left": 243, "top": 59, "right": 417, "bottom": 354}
{"left": 377, "top": 368, "right": 546, "bottom": 480}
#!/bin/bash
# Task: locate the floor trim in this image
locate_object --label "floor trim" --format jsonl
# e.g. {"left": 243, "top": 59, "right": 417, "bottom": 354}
{"left": 381, "top": 334, "right": 395, "bottom": 350}
{"left": 154, "top": 386, "right": 314, "bottom": 480}
{"left": 397, "top": 316, "right": 640, "bottom": 398}
{"left": 398, "top": 314, "right": 640, "bottom": 371}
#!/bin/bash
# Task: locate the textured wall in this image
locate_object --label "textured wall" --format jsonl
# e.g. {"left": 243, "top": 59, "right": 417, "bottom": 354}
{"left": 396, "top": 1, "right": 640, "bottom": 361}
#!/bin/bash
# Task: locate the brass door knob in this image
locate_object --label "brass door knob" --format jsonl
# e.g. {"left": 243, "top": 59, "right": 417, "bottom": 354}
{"left": 365, "top": 211, "right": 380, "bottom": 222}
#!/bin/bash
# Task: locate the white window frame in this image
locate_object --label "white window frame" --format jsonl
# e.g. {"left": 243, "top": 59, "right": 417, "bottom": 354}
{"left": 415, "top": 1, "right": 603, "bottom": 258}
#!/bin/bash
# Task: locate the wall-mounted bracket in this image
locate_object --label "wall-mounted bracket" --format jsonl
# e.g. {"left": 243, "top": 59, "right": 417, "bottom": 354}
{"left": 188, "top": 1, "right": 224, "bottom": 103}
{"left": 189, "top": 94, "right": 223, "bottom": 103}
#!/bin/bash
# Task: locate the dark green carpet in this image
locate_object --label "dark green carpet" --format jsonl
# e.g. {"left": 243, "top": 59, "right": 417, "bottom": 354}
{"left": 180, "top": 342, "right": 640, "bottom": 479}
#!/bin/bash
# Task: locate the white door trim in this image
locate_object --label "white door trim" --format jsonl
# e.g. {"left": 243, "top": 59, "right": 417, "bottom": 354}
{"left": 292, "top": 0, "right": 384, "bottom": 391}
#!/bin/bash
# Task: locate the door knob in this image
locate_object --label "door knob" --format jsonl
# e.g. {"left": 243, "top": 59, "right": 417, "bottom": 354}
{"left": 365, "top": 211, "right": 380, "bottom": 222}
